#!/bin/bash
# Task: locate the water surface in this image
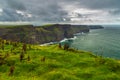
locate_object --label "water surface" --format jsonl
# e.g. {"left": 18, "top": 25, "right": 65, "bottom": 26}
{"left": 71, "top": 25, "right": 120, "bottom": 59}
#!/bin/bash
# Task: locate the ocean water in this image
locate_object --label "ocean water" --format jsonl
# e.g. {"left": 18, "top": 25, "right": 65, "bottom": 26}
{"left": 71, "top": 25, "right": 120, "bottom": 59}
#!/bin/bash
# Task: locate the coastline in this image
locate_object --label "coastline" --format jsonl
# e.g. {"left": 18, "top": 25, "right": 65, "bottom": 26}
{"left": 0, "top": 24, "right": 103, "bottom": 44}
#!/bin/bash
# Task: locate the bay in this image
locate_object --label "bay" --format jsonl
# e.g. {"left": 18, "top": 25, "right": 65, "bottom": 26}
{"left": 71, "top": 25, "right": 120, "bottom": 59}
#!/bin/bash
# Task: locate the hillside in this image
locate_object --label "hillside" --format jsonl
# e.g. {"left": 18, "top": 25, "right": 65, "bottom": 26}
{"left": 0, "top": 24, "right": 103, "bottom": 44}
{"left": 0, "top": 39, "right": 120, "bottom": 80}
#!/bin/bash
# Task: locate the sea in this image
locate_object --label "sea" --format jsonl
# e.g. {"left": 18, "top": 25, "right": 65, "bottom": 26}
{"left": 71, "top": 25, "right": 120, "bottom": 59}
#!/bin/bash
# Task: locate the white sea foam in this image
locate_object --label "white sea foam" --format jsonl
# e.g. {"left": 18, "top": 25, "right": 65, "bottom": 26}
{"left": 60, "top": 38, "right": 68, "bottom": 42}
{"left": 40, "top": 42, "right": 57, "bottom": 46}
{"left": 40, "top": 36, "right": 77, "bottom": 46}
{"left": 69, "top": 36, "right": 77, "bottom": 40}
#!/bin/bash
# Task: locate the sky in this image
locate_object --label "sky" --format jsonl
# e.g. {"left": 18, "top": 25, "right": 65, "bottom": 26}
{"left": 0, "top": 0, "right": 120, "bottom": 24}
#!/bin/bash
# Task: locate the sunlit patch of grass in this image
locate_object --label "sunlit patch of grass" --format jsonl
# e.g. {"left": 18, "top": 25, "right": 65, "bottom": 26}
{"left": 0, "top": 39, "right": 120, "bottom": 80}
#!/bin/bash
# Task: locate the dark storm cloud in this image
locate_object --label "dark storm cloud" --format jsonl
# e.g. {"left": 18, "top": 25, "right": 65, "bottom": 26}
{"left": 0, "top": 8, "right": 32, "bottom": 21}
{"left": 5, "top": 0, "right": 26, "bottom": 11}
{"left": 62, "top": 0, "right": 120, "bottom": 9}
{"left": 79, "top": 0, "right": 120, "bottom": 9}
{"left": 0, "top": 0, "right": 120, "bottom": 22}
{"left": 61, "top": 0, "right": 120, "bottom": 15}
{"left": 0, "top": 0, "right": 69, "bottom": 22}
{"left": 108, "top": 9, "right": 120, "bottom": 15}
{"left": 22, "top": 0, "right": 69, "bottom": 22}
{"left": 63, "top": 0, "right": 120, "bottom": 16}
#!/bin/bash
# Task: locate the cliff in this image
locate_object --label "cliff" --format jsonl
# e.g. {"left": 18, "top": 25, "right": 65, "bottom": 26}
{"left": 88, "top": 25, "right": 104, "bottom": 29}
{"left": 0, "top": 24, "right": 103, "bottom": 44}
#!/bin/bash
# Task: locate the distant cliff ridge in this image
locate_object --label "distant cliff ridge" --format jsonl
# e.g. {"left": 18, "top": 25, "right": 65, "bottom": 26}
{"left": 0, "top": 24, "right": 103, "bottom": 44}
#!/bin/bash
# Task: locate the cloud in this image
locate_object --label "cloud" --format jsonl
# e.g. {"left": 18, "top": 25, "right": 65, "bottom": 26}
{"left": 6, "top": 0, "right": 26, "bottom": 11}
{"left": 108, "top": 9, "right": 120, "bottom": 15}
{"left": 78, "top": 0, "right": 120, "bottom": 9}
{"left": 0, "top": 8, "right": 33, "bottom": 21}
{"left": 0, "top": 0, "right": 120, "bottom": 24}
{"left": 0, "top": 0, "right": 69, "bottom": 22}
{"left": 61, "top": 0, "right": 120, "bottom": 10}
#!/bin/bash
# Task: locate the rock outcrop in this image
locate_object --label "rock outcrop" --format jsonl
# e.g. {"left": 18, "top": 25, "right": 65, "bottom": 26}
{"left": 0, "top": 24, "right": 103, "bottom": 44}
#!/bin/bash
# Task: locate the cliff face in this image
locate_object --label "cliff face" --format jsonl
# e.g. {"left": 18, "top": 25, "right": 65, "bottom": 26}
{"left": 88, "top": 25, "right": 104, "bottom": 29}
{"left": 0, "top": 24, "right": 103, "bottom": 44}
{"left": 34, "top": 24, "right": 90, "bottom": 44}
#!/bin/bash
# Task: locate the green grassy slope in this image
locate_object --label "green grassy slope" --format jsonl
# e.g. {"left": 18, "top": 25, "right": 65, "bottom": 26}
{"left": 0, "top": 39, "right": 120, "bottom": 80}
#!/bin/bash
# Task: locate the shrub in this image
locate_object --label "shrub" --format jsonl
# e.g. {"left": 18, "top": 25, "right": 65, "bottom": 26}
{"left": 8, "top": 66, "right": 15, "bottom": 76}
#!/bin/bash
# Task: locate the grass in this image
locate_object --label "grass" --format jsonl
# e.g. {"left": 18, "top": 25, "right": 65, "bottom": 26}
{"left": 0, "top": 25, "right": 32, "bottom": 28}
{"left": 0, "top": 39, "right": 120, "bottom": 80}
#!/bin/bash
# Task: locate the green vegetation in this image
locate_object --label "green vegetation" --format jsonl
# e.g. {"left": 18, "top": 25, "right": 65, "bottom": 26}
{"left": 0, "top": 38, "right": 120, "bottom": 80}
{"left": 0, "top": 24, "right": 91, "bottom": 44}
{"left": 0, "top": 25, "right": 32, "bottom": 28}
{"left": 41, "top": 24, "right": 54, "bottom": 28}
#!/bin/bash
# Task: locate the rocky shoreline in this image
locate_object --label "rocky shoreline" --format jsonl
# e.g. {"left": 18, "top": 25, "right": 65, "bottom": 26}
{"left": 0, "top": 24, "right": 103, "bottom": 44}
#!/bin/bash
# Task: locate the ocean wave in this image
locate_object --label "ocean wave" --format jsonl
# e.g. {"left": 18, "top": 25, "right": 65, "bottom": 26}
{"left": 88, "top": 33, "right": 99, "bottom": 36}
